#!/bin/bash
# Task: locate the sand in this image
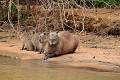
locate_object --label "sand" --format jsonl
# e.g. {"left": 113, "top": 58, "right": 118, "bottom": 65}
{"left": 0, "top": 32, "right": 120, "bottom": 72}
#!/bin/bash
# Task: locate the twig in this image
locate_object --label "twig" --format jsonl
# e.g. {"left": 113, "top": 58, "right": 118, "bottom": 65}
{"left": 16, "top": 0, "right": 20, "bottom": 38}
{"left": 71, "top": 6, "right": 77, "bottom": 32}
{"left": 8, "top": 0, "right": 16, "bottom": 32}
{"left": 57, "top": 2, "right": 64, "bottom": 31}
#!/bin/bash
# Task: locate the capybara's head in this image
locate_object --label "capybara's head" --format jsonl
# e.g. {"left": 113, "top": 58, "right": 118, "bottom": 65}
{"left": 39, "top": 32, "right": 48, "bottom": 43}
{"left": 18, "top": 26, "right": 27, "bottom": 35}
{"left": 48, "top": 32, "right": 59, "bottom": 46}
{"left": 18, "top": 28, "right": 27, "bottom": 39}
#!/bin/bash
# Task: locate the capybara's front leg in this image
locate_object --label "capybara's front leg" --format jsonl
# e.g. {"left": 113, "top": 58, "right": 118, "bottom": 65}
{"left": 38, "top": 49, "right": 44, "bottom": 54}
{"left": 43, "top": 53, "right": 56, "bottom": 60}
{"left": 34, "top": 47, "right": 37, "bottom": 51}
{"left": 20, "top": 44, "right": 24, "bottom": 50}
{"left": 43, "top": 56, "right": 49, "bottom": 60}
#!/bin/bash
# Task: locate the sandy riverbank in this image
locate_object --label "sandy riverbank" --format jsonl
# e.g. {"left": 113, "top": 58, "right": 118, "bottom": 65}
{"left": 0, "top": 32, "right": 120, "bottom": 72}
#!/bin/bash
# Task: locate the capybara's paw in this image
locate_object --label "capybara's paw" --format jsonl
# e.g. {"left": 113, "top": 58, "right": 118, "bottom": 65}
{"left": 38, "top": 50, "right": 43, "bottom": 54}
{"left": 43, "top": 56, "right": 49, "bottom": 60}
{"left": 20, "top": 48, "right": 24, "bottom": 50}
{"left": 38, "top": 52, "right": 41, "bottom": 54}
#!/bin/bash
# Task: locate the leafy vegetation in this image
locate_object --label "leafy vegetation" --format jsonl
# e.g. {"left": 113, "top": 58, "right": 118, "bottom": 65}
{"left": 94, "top": 0, "right": 117, "bottom": 7}
{"left": 75, "top": 0, "right": 117, "bottom": 7}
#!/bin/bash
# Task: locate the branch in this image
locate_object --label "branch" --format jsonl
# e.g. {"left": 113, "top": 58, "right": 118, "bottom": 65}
{"left": 8, "top": 0, "right": 16, "bottom": 32}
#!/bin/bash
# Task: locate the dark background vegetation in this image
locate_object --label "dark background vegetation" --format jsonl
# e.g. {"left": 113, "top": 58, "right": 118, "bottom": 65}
{"left": 0, "top": 0, "right": 120, "bottom": 35}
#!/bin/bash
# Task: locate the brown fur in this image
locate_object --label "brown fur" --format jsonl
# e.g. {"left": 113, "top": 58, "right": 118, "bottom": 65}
{"left": 38, "top": 32, "right": 48, "bottom": 54}
{"left": 19, "top": 31, "right": 34, "bottom": 51}
{"left": 32, "top": 33, "right": 40, "bottom": 51}
{"left": 43, "top": 31, "right": 79, "bottom": 60}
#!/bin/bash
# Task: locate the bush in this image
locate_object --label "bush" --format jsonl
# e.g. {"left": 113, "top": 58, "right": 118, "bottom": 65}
{"left": 75, "top": 0, "right": 117, "bottom": 8}
{"left": 94, "top": 0, "right": 117, "bottom": 7}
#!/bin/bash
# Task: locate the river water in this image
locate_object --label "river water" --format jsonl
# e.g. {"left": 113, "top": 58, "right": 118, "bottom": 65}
{"left": 0, "top": 56, "right": 120, "bottom": 80}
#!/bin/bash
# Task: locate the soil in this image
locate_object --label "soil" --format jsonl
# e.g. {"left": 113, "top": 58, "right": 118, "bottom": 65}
{"left": 0, "top": 31, "right": 120, "bottom": 72}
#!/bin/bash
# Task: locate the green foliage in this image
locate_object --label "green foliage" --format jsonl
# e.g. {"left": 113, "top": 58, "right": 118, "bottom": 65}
{"left": 19, "top": 9, "right": 28, "bottom": 21}
{"left": 94, "top": 0, "right": 117, "bottom": 7}
{"left": 11, "top": 0, "right": 18, "bottom": 21}
{"left": 11, "top": 0, "right": 17, "bottom": 12}
{"left": 74, "top": 0, "right": 117, "bottom": 7}
{"left": 0, "top": 3, "right": 8, "bottom": 21}
{"left": 3, "top": 6, "right": 8, "bottom": 21}
{"left": 0, "top": 0, "right": 17, "bottom": 21}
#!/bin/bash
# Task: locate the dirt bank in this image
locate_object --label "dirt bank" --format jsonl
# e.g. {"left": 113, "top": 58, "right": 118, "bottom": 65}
{"left": 0, "top": 32, "right": 120, "bottom": 72}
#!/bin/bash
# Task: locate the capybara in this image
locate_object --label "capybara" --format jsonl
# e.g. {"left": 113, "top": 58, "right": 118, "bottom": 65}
{"left": 32, "top": 33, "right": 41, "bottom": 51}
{"left": 38, "top": 32, "right": 48, "bottom": 54}
{"left": 43, "top": 31, "right": 79, "bottom": 60}
{"left": 19, "top": 31, "right": 34, "bottom": 51}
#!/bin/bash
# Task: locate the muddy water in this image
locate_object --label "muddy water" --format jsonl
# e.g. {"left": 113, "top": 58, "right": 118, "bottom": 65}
{"left": 0, "top": 56, "right": 120, "bottom": 80}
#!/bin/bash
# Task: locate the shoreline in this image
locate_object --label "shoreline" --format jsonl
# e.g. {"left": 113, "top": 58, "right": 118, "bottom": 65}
{"left": 0, "top": 38, "right": 120, "bottom": 72}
